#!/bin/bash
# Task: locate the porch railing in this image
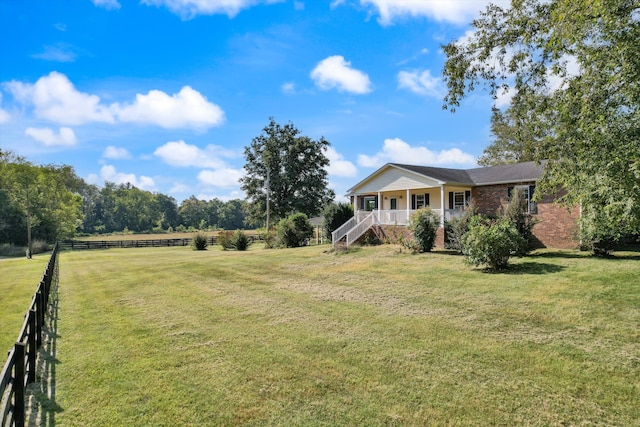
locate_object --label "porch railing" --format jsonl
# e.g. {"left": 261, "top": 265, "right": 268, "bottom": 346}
{"left": 346, "top": 211, "right": 377, "bottom": 246}
{"left": 331, "top": 217, "right": 357, "bottom": 244}
{"left": 356, "top": 208, "right": 464, "bottom": 226}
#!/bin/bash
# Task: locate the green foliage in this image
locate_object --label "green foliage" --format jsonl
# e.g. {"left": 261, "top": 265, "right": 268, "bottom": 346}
{"left": 408, "top": 208, "right": 440, "bottom": 252}
{"left": 240, "top": 118, "right": 335, "bottom": 226}
{"left": 501, "top": 188, "right": 536, "bottom": 255}
{"left": 275, "top": 213, "right": 314, "bottom": 248}
{"left": 261, "top": 228, "right": 276, "bottom": 249}
{"left": 191, "top": 232, "right": 208, "bottom": 251}
{"left": 462, "top": 217, "right": 527, "bottom": 270}
{"left": 322, "top": 202, "right": 354, "bottom": 242}
{"left": 231, "top": 230, "right": 251, "bottom": 251}
{"left": 218, "top": 231, "right": 234, "bottom": 250}
{"left": 442, "top": 0, "right": 640, "bottom": 255}
{"left": 446, "top": 201, "right": 477, "bottom": 254}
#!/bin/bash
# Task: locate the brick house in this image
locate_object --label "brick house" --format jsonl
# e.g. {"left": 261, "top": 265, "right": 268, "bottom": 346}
{"left": 333, "top": 161, "right": 579, "bottom": 249}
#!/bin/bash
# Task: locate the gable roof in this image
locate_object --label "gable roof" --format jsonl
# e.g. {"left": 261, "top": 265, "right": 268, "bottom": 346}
{"left": 348, "top": 161, "right": 543, "bottom": 194}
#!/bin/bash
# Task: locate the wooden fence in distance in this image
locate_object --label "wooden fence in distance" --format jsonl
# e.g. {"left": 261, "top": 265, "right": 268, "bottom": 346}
{"left": 59, "top": 235, "right": 263, "bottom": 250}
{"left": 0, "top": 243, "right": 59, "bottom": 427}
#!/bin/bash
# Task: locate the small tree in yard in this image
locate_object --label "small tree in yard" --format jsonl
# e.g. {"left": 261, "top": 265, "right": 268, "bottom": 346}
{"left": 408, "top": 208, "right": 440, "bottom": 252}
{"left": 462, "top": 216, "right": 527, "bottom": 270}
{"left": 322, "top": 202, "right": 354, "bottom": 242}
{"left": 276, "top": 213, "right": 314, "bottom": 248}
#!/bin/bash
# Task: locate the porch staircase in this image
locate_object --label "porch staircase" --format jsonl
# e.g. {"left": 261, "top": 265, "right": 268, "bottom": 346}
{"left": 332, "top": 212, "right": 378, "bottom": 249}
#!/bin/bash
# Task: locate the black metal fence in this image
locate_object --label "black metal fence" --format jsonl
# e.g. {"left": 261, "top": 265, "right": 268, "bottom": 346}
{"left": 0, "top": 243, "right": 59, "bottom": 427}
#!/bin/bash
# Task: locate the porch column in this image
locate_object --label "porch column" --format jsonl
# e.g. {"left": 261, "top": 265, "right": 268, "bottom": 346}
{"left": 353, "top": 194, "right": 358, "bottom": 219}
{"left": 406, "top": 189, "right": 410, "bottom": 222}
{"left": 440, "top": 184, "right": 446, "bottom": 227}
{"left": 377, "top": 191, "right": 381, "bottom": 220}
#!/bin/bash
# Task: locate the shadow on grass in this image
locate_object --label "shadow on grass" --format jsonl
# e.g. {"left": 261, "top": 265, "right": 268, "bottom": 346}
{"left": 532, "top": 250, "right": 640, "bottom": 261}
{"left": 498, "top": 261, "right": 566, "bottom": 275}
{"left": 26, "top": 279, "right": 63, "bottom": 426}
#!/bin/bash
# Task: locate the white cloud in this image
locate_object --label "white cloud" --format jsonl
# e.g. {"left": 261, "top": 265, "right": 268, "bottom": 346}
{"left": 102, "top": 145, "right": 132, "bottom": 159}
{"left": 154, "top": 140, "right": 236, "bottom": 169}
{"left": 31, "top": 43, "right": 77, "bottom": 62}
{"left": 325, "top": 146, "right": 357, "bottom": 177}
{"left": 311, "top": 55, "right": 372, "bottom": 94}
{"left": 281, "top": 82, "right": 296, "bottom": 94}
{"left": 397, "top": 69, "right": 445, "bottom": 98}
{"left": 92, "top": 0, "right": 121, "bottom": 10}
{"left": 115, "top": 86, "right": 225, "bottom": 130}
{"left": 140, "top": 0, "right": 278, "bottom": 19}
{"left": 198, "top": 168, "right": 244, "bottom": 188}
{"left": 4, "top": 72, "right": 225, "bottom": 130}
{"left": 0, "top": 94, "right": 9, "bottom": 123}
{"left": 360, "top": 0, "right": 510, "bottom": 26}
{"left": 357, "top": 138, "right": 476, "bottom": 168}
{"left": 25, "top": 127, "right": 77, "bottom": 146}
{"left": 99, "top": 165, "right": 156, "bottom": 190}
{"left": 5, "top": 71, "right": 115, "bottom": 125}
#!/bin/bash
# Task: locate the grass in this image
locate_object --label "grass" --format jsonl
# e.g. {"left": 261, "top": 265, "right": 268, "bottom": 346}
{"left": 0, "top": 254, "right": 50, "bottom": 354}
{"left": 14, "top": 245, "right": 640, "bottom": 425}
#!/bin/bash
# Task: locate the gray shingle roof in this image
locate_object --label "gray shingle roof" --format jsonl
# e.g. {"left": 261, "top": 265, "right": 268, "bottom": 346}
{"left": 390, "top": 161, "right": 543, "bottom": 186}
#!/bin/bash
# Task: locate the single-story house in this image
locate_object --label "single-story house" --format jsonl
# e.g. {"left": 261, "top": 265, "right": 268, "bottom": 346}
{"left": 333, "top": 161, "right": 579, "bottom": 249}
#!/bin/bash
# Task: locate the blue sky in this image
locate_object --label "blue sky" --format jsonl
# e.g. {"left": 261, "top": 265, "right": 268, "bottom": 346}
{"left": 0, "top": 0, "right": 508, "bottom": 203}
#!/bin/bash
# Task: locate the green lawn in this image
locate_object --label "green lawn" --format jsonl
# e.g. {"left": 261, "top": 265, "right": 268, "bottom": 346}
{"left": 15, "top": 245, "right": 640, "bottom": 425}
{"left": 0, "top": 254, "right": 50, "bottom": 354}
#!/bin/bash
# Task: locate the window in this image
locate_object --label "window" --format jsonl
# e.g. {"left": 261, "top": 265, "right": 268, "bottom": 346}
{"left": 508, "top": 185, "right": 538, "bottom": 214}
{"left": 365, "top": 196, "right": 377, "bottom": 211}
{"left": 453, "top": 192, "right": 465, "bottom": 209}
{"left": 411, "top": 193, "right": 430, "bottom": 209}
{"left": 390, "top": 198, "right": 397, "bottom": 210}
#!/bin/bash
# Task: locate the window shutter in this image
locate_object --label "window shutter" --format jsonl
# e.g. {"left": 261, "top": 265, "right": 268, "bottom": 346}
{"left": 464, "top": 190, "right": 471, "bottom": 206}
{"left": 425, "top": 193, "right": 430, "bottom": 206}
{"left": 359, "top": 197, "right": 364, "bottom": 210}
{"left": 507, "top": 186, "right": 514, "bottom": 200}
{"left": 411, "top": 194, "right": 416, "bottom": 210}
{"left": 448, "top": 192, "right": 454, "bottom": 209}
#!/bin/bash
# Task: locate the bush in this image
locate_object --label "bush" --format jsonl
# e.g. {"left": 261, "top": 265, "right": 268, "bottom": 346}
{"left": 260, "top": 228, "right": 276, "bottom": 249}
{"left": 461, "top": 217, "right": 527, "bottom": 270}
{"left": 322, "top": 202, "right": 354, "bottom": 242}
{"left": 217, "top": 231, "right": 234, "bottom": 250}
{"left": 191, "top": 232, "right": 208, "bottom": 250}
{"left": 501, "top": 187, "right": 536, "bottom": 255}
{"left": 408, "top": 208, "right": 440, "bottom": 252}
{"left": 446, "top": 200, "right": 477, "bottom": 253}
{"left": 231, "top": 230, "right": 251, "bottom": 251}
{"left": 276, "top": 213, "right": 314, "bottom": 248}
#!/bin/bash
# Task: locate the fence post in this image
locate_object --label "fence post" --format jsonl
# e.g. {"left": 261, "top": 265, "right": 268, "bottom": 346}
{"left": 35, "top": 289, "right": 43, "bottom": 348}
{"left": 14, "top": 341, "right": 26, "bottom": 427}
{"left": 27, "top": 310, "right": 37, "bottom": 383}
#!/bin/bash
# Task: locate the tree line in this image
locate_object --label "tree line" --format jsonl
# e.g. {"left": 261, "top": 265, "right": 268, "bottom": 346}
{"left": 0, "top": 149, "right": 254, "bottom": 247}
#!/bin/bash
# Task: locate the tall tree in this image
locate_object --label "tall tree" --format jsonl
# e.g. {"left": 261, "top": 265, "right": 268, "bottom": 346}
{"left": 0, "top": 150, "right": 83, "bottom": 247}
{"left": 240, "top": 118, "right": 335, "bottom": 226}
{"left": 442, "top": 0, "right": 640, "bottom": 252}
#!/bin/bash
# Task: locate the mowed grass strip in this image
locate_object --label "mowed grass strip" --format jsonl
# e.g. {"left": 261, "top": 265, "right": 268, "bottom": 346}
{"left": 50, "top": 245, "right": 639, "bottom": 426}
{"left": 0, "top": 254, "right": 50, "bottom": 354}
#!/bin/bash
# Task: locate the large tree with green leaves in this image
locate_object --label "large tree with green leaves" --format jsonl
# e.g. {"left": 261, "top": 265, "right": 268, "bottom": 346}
{"left": 0, "top": 149, "right": 83, "bottom": 248}
{"left": 240, "top": 118, "right": 335, "bottom": 226}
{"left": 443, "top": 0, "right": 640, "bottom": 253}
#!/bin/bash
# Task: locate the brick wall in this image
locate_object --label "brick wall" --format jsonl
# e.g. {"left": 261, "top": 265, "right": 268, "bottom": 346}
{"left": 471, "top": 184, "right": 579, "bottom": 249}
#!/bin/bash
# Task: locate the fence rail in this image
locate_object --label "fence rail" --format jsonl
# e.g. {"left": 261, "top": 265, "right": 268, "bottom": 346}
{"left": 59, "top": 235, "right": 263, "bottom": 250}
{"left": 1, "top": 243, "right": 59, "bottom": 427}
